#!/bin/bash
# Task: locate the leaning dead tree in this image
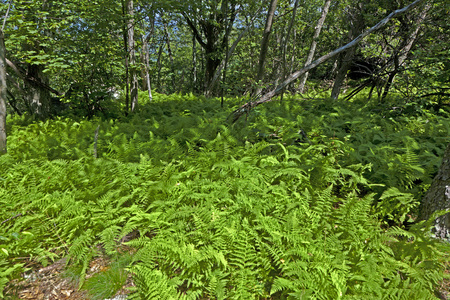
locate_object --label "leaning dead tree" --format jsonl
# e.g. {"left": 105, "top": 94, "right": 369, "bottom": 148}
{"left": 231, "top": 0, "right": 425, "bottom": 122}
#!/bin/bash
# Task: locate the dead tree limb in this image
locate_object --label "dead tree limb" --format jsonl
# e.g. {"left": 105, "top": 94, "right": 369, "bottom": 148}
{"left": 230, "top": 0, "right": 425, "bottom": 122}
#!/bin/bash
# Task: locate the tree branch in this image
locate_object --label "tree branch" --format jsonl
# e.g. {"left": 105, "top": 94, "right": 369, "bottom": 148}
{"left": 6, "top": 58, "right": 62, "bottom": 96}
{"left": 182, "top": 12, "right": 207, "bottom": 49}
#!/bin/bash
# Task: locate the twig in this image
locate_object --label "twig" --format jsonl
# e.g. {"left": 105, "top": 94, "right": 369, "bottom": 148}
{"left": 2, "top": 0, "right": 12, "bottom": 31}
{"left": 93, "top": 125, "right": 100, "bottom": 158}
{"left": 1, "top": 213, "right": 23, "bottom": 225}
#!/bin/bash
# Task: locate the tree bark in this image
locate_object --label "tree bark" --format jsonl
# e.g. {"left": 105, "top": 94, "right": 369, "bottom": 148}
{"left": 162, "top": 18, "right": 176, "bottom": 91}
{"left": 25, "top": 63, "right": 51, "bottom": 117}
{"left": 192, "top": 31, "right": 197, "bottom": 91}
{"left": 142, "top": 34, "right": 153, "bottom": 101}
{"left": 331, "top": 4, "right": 365, "bottom": 100}
{"left": 298, "top": 0, "right": 331, "bottom": 94}
{"left": 128, "top": 0, "right": 138, "bottom": 112}
{"left": 121, "top": 0, "right": 129, "bottom": 111}
{"left": 230, "top": 0, "right": 425, "bottom": 121}
{"left": 279, "top": 0, "right": 300, "bottom": 99}
{"left": 420, "top": 142, "right": 450, "bottom": 240}
{"left": 0, "top": 29, "right": 7, "bottom": 154}
{"left": 254, "top": 0, "right": 278, "bottom": 96}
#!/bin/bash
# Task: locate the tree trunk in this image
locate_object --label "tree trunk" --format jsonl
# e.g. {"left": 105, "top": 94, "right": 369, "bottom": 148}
{"left": 192, "top": 32, "right": 197, "bottom": 91}
{"left": 254, "top": 0, "right": 278, "bottom": 96}
{"left": 420, "top": 142, "right": 450, "bottom": 240}
{"left": 331, "top": 4, "right": 365, "bottom": 100}
{"left": 331, "top": 47, "right": 357, "bottom": 99}
{"left": 162, "top": 18, "right": 176, "bottom": 91}
{"left": 298, "top": 0, "right": 331, "bottom": 94}
{"left": 128, "top": 0, "right": 138, "bottom": 112}
{"left": 25, "top": 63, "right": 51, "bottom": 117}
{"left": 0, "top": 29, "right": 7, "bottom": 154}
{"left": 183, "top": 1, "right": 236, "bottom": 95}
{"left": 121, "top": 0, "right": 129, "bottom": 111}
{"left": 279, "top": 0, "right": 300, "bottom": 99}
{"left": 142, "top": 34, "right": 153, "bottom": 101}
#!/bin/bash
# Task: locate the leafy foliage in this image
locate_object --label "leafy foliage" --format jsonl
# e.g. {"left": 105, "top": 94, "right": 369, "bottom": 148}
{"left": 1, "top": 94, "right": 449, "bottom": 298}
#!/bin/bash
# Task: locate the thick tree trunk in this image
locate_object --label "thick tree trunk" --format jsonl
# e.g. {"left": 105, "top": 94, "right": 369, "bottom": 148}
{"left": 298, "top": 0, "right": 331, "bottom": 94}
{"left": 420, "top": 142, "right": 450, "bottom": 240}
{"left": 183, "top": 2, "right": 236, "bottom": 95}
{"left": 254, "top": 0, "right": 278, "bottom": 96}
{"left": 25, "top": 63, "right": 51, "bottom": 117}
{"left": 331, "top": 47, "right": 357, "bottom": 99}
{"left": 0, "top": 29, "right": 7, "bottom": 154}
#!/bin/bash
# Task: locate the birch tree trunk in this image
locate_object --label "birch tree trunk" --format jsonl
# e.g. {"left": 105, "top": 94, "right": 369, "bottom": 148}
{"left": 128, "top": 0, "right": 138, "bottom": 112}
{"left": 254, "top": 0, "right": 278, "bottom": 96}
{"left": 279, "top": 0, "right": 299, "bottom": 99}
{"left": 420, "top": 142, "right": 450, "bottom": 240}
{"left": 142, "top": 34, "right": 153, "bottom": 101}
{"left": 121, "top": 0, "right": 129, "bottom": 111}
{"left": 297, "top": 0, "right": 331, "bottom": 94}
{"left": 192, "top": 32, "right": 197, "bottom": 91}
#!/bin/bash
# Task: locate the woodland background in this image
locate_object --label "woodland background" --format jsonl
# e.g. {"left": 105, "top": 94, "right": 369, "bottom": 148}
{"left": 0, "top": 0, "right": 450, "bottom": 299}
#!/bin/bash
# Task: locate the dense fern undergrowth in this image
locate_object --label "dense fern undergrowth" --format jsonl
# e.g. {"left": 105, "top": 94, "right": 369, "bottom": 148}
{"left": 1, "top": 93, "right": 449, "bottom": 299}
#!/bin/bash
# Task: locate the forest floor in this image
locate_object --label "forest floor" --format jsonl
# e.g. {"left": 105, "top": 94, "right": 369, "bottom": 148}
{"left": 6, "top": 258, "right": 450, "bottom": 300}
{"left": 5, "top": 252, "right": 133, "bottom": 300}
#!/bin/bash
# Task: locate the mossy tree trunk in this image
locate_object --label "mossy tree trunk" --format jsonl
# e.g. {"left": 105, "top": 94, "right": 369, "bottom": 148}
{"left": 420, "top": 142, "right": 450, "bottom": 240}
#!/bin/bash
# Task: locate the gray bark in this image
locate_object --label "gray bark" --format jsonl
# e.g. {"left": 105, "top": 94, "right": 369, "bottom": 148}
{"left": 192, "top": 32, "right": 197, "bottom": 90}
{"left": 298, "top": 0, "right": 331, "bottom": 94}
{"left": 142, "top": 34, "right": 153, "bottom": 101}
{"left": 128, "top": 0, "right": 138, "bottom": 112}
{"left": 420, "top": 142, "right": 450, "bottom": 240}
{"left": 25, "top": 63, "right": 51, "bottom": 117}
{"left": 254, "top": 0, "right": 278, "bottom": 96}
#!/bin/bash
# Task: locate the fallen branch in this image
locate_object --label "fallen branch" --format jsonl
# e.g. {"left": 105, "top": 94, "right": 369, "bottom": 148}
{"left": 230, "top": 0, "right": 425, "bottom": 121}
